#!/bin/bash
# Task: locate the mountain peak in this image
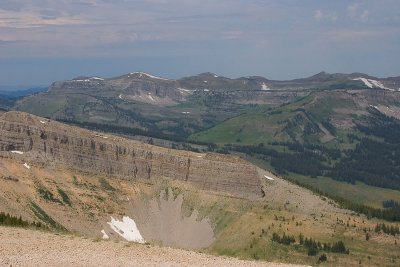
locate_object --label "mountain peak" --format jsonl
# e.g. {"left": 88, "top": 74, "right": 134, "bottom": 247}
{"left": 197, "top": 72, "right": 221, "bottom": 78}
{"left": 126, "top": 72, "right": 171, "bottom": 81}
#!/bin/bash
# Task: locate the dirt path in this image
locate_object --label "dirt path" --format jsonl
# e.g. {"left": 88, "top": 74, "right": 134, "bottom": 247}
{"left": 0, "top": 226, "right": 307, "bottom": 267}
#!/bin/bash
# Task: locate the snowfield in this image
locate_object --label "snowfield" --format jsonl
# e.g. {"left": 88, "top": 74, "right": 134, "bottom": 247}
{"left": 10, "top": 151, "right": 24, "bottom": 155}
{"left": 353, "top": 77, "right": 391, "bottom": 90}
{"left": 130, "top": 72, "right": 170, "bottom": 81}
{"left": 107, "top": 216, "right": 145, "bottom": 243}
{"left": 91, "top": 77, "right": 104, "bottom": 81}
{"left": 178, "top": 88, "right": 193, "bottom": 93}
{"left": 261, "top": 82, "right": 270, "bottom": 90}
{"left": 264, "top": 175, "right": 275, "bottom": 181}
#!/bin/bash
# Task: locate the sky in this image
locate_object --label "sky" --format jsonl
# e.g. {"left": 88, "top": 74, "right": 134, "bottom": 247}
{"left": 0, "top": 0, "right": 399, "bottom": 86}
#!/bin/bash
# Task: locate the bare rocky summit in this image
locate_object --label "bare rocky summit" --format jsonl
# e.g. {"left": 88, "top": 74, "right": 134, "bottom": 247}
{"left": 0, "top": 226, "right": 307, "bottom": 267}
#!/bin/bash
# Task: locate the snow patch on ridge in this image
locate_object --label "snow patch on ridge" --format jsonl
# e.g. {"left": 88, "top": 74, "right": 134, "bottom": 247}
{"left": 91, "top": 77, "right": 104, "bottom": 81}
{"left": 11, "top": 150, "right": 24, "bottom": 155}
{"left": 264, "top": 175, "right": 274, "bottom": 181}
{"left": 23, "top": 163, "right": 30, "bottom": 169}
{"left": 261, "top": 82, "right": 270, "bottom": 90}
{"left": 72, "top": 77, "right": 104, "bottom": 82}
{"left": 353, "top": 77, "right": 391, "bottom": 90}
{"left": 178, "top": 88, "right": 193, "bottom": 93}
{"left": 148, "top": 93, "right": 155, "bottom": 101}
{"left": 107, "top": 216, "right": 145, "bottom": 243}
{"left": 130, "top": 72, "right": 169, "bottom": 81}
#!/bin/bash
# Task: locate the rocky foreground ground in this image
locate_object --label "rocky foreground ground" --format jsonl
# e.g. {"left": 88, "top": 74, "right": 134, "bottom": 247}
{"left": 0, "top": 226, "right": 307, "bottom": 267}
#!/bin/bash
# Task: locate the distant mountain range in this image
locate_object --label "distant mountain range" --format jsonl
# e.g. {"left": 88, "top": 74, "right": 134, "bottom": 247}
{"left": 0, "top": 86, "right": 47, "bottom": 99}
{"left": 0, "top": 71, "right": 400, "bottom": 266}
{"left": 50, "top": 71, "right": 400, "bottom": 93}
{"left": 9, "top": 71, "right": 400, "bottom": 138}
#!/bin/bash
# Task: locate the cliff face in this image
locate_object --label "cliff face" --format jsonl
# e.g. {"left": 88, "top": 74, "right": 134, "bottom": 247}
{"left": 0, "top": 112, "right": 262, "bottom": 198}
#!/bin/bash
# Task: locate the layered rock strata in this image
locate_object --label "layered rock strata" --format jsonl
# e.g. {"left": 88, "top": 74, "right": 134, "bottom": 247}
{"left": 0, "top": 112, "right": 262, "bottom": 198}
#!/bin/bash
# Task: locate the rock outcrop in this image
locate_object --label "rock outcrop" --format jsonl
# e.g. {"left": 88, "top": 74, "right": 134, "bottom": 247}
{"left": 0, "top": 111, "right": 262, "bottom": 198}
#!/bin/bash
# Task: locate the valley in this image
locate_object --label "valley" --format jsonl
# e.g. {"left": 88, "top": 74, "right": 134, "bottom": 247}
{"left": 0, "top": 109, "right": 399, "bottom": 266}
{"left": 1, "top": 71, "right": 400, "bottom": 266}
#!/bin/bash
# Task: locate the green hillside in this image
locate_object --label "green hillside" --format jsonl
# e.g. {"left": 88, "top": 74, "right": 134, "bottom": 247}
{"left": 192, "top": 91, "right": 400, "bottom": 213}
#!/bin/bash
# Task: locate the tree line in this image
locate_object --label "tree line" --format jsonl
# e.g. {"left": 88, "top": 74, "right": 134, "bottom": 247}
{"left": 271, "top": 232, "right": 349, "bottom": 256}
{"left": 0, "top": 212, "right": 47, "bottom": 229}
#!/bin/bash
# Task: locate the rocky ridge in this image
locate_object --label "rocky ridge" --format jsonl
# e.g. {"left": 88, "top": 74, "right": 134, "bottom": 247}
{"left": 0, "top": 111, "right": 262, "bottom": 199}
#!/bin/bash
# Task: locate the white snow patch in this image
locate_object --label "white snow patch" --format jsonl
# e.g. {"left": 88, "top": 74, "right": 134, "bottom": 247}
{"left": 91, "top": 77, "right": 104, "bottom": 81}
{"left": 353, "top": 78, "right": 390, "bottom": 90}
{"left": 203, "top": 80, "right": 208, "bottom": 83}
{"left": 369, "top": 105, "right": 378, "bottom": 109}
{"left": 107, "top": 216, "right": 145, "bottom": 243}
{"left": 101, "top": 230, "right": 109, "bottom": 240}
{"left": 130, "top": 72, "right": 169, "bottom": 81}
{"left": 177, "top": 88, "right": 193, "bottom": 93}
{"left": 261, "top": 82, "right": 270, "bottom": 90}
{"left": 369, "top": 79, "right": 387, "bottom": 89}
{"left": 264, "top": 175, "right": 274, "bottom": 181}
{"left": 39, "top": 120, "right": 46, "bottom": 124}
{"left": 119, "top": 94, "right": 122, "bottom": 99}
{"left": 214, "top": 74, "right": 219, "bottom": 78}
{"left": 23, "top": 163, "right": 30, "bottom": 169}
{"left": 11, "top": 150, "right": 24, "bottom": 155}
{"left": 203, "top": 89, "right": 210, "bottom": 92}
{"left": 182, "top": 111, "right": 190, "bottom": 114}
{"left": 148, "top": 93, "right": 155, "bottom": 101}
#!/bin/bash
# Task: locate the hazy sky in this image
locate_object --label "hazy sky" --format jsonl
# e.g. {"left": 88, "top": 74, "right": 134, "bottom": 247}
{"left": 0, "top": 0, "right": 399, "bottom": 86}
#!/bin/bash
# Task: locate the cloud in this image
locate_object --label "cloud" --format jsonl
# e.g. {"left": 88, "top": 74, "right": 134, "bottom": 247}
{"left": 314, "top": 10, "right": 323, "bottom": 21}
{"left": 360, "top": 10, "right": 369, "bottom": 22}
{"left": 314, "top": 9, "right": 337, "bottom": 22}
{"left": 346, "top": 3, "right": 370, "bottom": 22}
{"left": 0, "top": 0, "right": 399, "bottom": 82}
{"left": 0, "top": 9, "right": 87, "bottom": 28}
{"left": 222, "top": 30, "right": 244, "bottom": 40}
{"left": 324, "top": 27, "right": 399, "bottom": 43}
{"left": 347, "top": 3, "right": 359, "bottom": 18}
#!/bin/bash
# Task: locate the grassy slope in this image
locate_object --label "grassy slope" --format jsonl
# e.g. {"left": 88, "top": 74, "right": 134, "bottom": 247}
{"left": 191, "top": 93, "right": 400, "bottom": 209}
{"left": 1, "top": 156, "right": 399, "bottom": 266}
{"left": 173, "top": 179, "right": 400, "bottom": 267}
{"left": 142, "top": 177, "right": 400, "bottom": 266}
{"left": 191, "top": 96, "right": 314, "bottom": 145}
{"left": 248, "top": 156, "right": 400, "bottom": 209}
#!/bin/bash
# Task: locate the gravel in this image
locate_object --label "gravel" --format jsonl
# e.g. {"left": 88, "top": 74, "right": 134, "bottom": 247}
{"left": 0, "top": 226, "right": 307, "bottom": 267}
